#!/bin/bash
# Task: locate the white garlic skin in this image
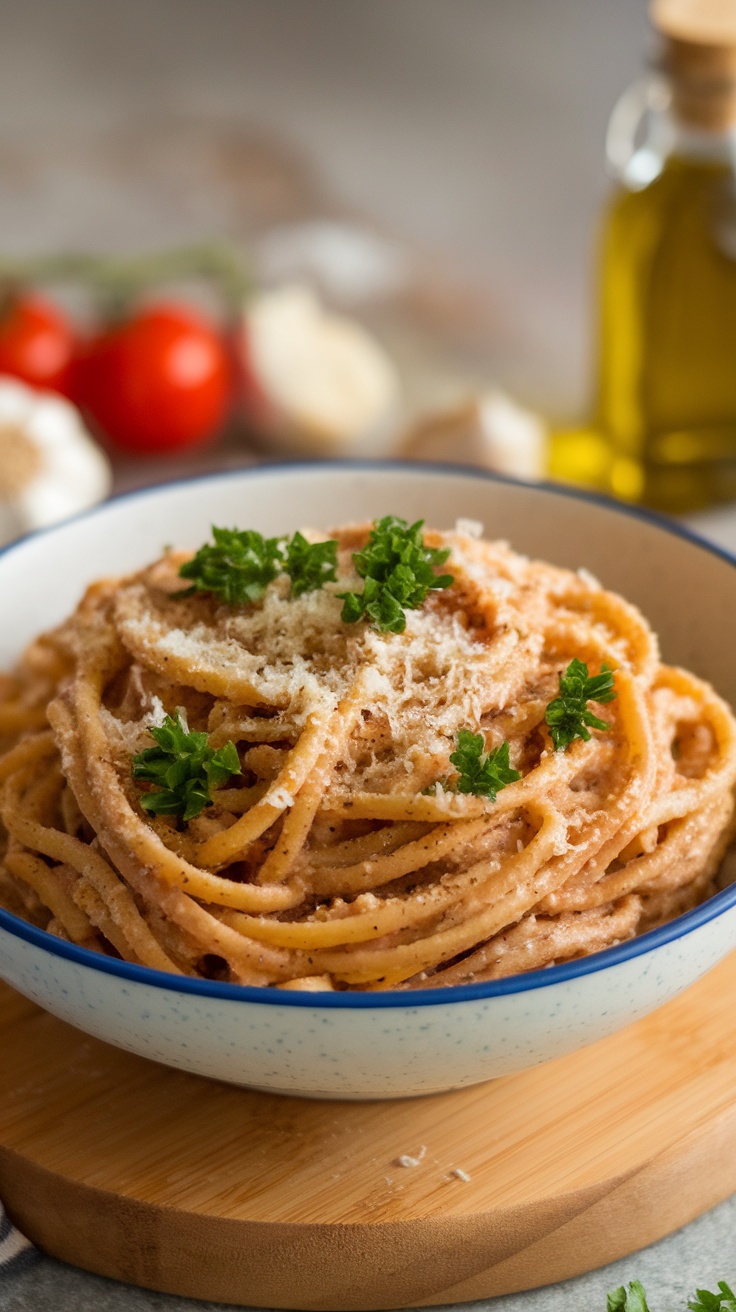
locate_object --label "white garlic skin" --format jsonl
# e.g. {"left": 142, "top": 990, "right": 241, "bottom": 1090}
{"left": 237, "top": 284, "right": 401, "bottom": 456}
{"left": 402, "top": 391, "right": 547, "bottom": 482}
{"left": 0, "top": 376, "right": 111, "bottom": 546}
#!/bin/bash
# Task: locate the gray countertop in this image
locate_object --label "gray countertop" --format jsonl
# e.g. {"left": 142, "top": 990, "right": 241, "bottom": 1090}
{"left": 1, "top": 1, "right": 735, "bottom": 1305}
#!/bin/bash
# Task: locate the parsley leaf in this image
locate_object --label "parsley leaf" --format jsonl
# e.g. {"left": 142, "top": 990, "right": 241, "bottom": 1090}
{"left": 177, "top": 526, "right": 340, "bottom": 604}
{"left": 449, "top": 730, "right": 521, "bottom": 800}
{"left": 283, "top": 530, "right": 338, "bottom": 597}
{"left": 132, "top": 711, "right": 242, "bottom": 822}
{"left": 607, "top": 1282, "right": 651, "bottom": 1312}
{"left": 606, "top": 1280, "right": 736, "bottom": 1312}
{"left": 545, "top": 657, "right": 617, "bottom": 751}
{"left": 338, "top": 515, "right": 454, "bottom": 634}
{"left": 177, "top": 526, "right": 285, "bottom": 605}
{"left": 689, "top": 1284, "right": 736, "bottom": 1312}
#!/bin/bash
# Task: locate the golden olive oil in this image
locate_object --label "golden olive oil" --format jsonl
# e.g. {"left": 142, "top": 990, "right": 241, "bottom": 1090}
{"left": 551, "top": 0, "right": 736, "bottom": 512}
{"left": 561, "top": 154, "right": 736, "bottom": 512}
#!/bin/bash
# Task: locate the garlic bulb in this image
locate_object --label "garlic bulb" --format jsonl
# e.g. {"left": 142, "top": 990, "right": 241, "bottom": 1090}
{"left": 237, "top": 285, "right": 401, "bottom": 456}
{"left": 401, "top": 392, "right": 547, "bottom": 481}
{"left": 0, "top": 377, "right": 111, "bottom": 545}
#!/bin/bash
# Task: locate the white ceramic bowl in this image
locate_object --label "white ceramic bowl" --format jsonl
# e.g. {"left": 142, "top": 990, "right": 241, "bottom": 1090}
{"left": 1, "top": 463, "right": 735, "bottom": 1100}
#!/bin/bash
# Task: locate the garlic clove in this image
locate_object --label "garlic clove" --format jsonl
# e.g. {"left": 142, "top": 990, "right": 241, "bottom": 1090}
{"left": 238, "top": 284, "right": 401, "bottom": 456}
{"left": 401, "top": 391, "right": 547, "bottom": 481}
{"left": 0, "top": 377, "right": 35, "bottom": 427}
{"left": 0, "top": 377, "right": 111, "bottom": 543}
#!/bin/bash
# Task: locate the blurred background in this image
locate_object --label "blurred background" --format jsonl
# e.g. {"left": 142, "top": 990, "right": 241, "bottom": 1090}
{"left": 0, "top": 0, "right": 647, "bottom": 407}
{"left": 3, "top": 0, "right": 700, "bottom": 528}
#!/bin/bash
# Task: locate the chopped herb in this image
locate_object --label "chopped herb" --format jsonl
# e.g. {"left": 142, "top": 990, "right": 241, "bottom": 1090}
{"left": 545, "top": 657, "right": 616, "bottom": 751}
{"left": 449, "top": 730, "right": 521, "bottom": 801}
{"left": 689, "top": 1284, "right": 736, "bottom": 1312}
{"left": 177, "top": 526, "right": 285, "bottom": 605}
{"left": 338, "top": 515, "right": 454, "bottom": 634}
{"left": 608, "top": 1283, "right": 651, "bottom": 1312}
{"left": 176, "top": 525, "right": 340, "bottom": 604}
{"left": 132, "top": 711, "right": 241, "bottom": 822}
{"left": 283, "top": 530, "right": 338, "bottom": 597}
{"left": 607, "top": 1281, "right": 736, "bottom": 1312}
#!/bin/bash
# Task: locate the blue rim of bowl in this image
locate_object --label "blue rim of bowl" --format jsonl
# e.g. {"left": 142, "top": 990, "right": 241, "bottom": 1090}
{"left": 1, "top": 457, "right": 735, "bottom": 1009}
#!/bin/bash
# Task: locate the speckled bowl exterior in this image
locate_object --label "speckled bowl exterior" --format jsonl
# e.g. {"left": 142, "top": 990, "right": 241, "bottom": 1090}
{"left": 1, "top": 463, "right": 735, "bottom": 1100}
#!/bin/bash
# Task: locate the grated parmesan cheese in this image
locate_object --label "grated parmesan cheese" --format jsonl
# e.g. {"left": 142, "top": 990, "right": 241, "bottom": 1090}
{"left": 268, "top": 786, "right": 295, "bottom": 808}
{"left": 577, "top": 567, "right": 602, "bottom": 590}
{"left": 111, "top": 526, "right": 612, "bottom": 804}
{"left": 148, "top": 695, "right": 167, "bottom": 728}
{"left": 454, "top": 517, "right": 484, "bottom": 539}
{"left": 396, "top": 1145, "right": 427, "bottom": 1168}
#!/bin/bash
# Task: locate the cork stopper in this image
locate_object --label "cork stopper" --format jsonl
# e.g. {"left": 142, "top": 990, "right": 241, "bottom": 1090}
{"left": 652, "top": 0, "right": 736, "bottom": 129}
{"left": 653, "top": 0, "right": 736, "bottom": 44}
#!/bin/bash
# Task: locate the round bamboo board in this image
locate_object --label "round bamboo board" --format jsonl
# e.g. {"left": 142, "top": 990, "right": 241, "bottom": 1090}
{"left": 2, "top": 954, "right": 736, "bottom": 1311}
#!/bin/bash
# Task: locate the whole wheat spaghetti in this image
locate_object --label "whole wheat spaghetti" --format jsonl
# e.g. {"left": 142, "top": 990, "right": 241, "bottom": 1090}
{"left": 1, "top": 521, "right": 734, "bottom": 990}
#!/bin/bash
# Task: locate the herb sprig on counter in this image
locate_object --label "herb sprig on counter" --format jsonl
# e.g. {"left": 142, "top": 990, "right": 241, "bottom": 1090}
{"left": 609, "top": 1282, "right": 653, "bottom": 1312}
{"left": 338, "top": 515, "right": 454, "bottom": 634}
{"left": 132, "top": 711, "right": 241, "bottom": 822}
{"left": 607, "top": 1281, "right": 736, "bottom": 1312}
{"left": 545, "top": 657, "right": 617, "bottom": 751}
{"left": 176, "top": 526, "right": 338, "bottom": 604}
{"left": 688, "top": 1284, "right": 736, "bottom": 1312}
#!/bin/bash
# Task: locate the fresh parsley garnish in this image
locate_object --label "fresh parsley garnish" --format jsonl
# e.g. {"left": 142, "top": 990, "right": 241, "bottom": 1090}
{"left": 689, "top": 1284, "right": 736, "bottom": 1312}
{"left": 338, "top": 515, "right": 454, "bottom": 634}
{"left": 177, "top": 527, "right": 285, "bottom": 605}
{"left": 176, "top": 526, "right": 339, "bottom": 604}
{"left": 283, "top": 530, "right": 338, "bottom": 597}
{"left": 545, "top": 657, "right": 616, "bottom": 751}
{"left": 608, "top": 1282, "right": 651, "bottom": 1312}
{"left": 449, "top": 730, "right": 521, "bottom": 800}
{"left": 132, "top": 711, "right": 241, "bottom": 822}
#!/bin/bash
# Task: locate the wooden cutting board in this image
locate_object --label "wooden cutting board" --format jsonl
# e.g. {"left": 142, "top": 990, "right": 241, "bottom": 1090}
{"left": 2, "top": 954, "right": 736, "bottom": 1312}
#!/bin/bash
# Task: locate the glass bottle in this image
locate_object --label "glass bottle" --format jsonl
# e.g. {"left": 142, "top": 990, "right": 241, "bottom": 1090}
{"left": 550, "top": 1, "right": 736, "bottom": 512}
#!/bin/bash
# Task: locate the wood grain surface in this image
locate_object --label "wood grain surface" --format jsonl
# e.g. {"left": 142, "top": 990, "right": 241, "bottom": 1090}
{"left": 2, "top": 954, "right": 736, "bottom": 1311}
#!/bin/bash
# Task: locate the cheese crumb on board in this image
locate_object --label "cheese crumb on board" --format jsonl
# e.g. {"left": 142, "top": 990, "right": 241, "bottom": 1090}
{"left": 396, "top": 1144, "right": 427, "bottom": 1168}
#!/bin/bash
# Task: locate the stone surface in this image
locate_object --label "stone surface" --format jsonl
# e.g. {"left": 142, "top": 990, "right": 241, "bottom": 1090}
{"left": 2, "top": 2, "right": 733, "bottom": 1306}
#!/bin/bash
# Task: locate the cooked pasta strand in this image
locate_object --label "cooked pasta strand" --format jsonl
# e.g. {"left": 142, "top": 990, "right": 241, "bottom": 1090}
{"left": 0, "top": 523, "right": 733, "bottom": 990}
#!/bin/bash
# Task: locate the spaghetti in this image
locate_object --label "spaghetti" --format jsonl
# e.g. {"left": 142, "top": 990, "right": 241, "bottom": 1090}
{"left": 1, "top": 521, "right": 734, "bottom": 990}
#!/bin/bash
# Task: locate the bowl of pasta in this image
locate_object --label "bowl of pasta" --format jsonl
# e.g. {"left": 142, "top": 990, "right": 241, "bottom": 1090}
{"left": 0, "top": 461, "right": 735, "bottom": 1100}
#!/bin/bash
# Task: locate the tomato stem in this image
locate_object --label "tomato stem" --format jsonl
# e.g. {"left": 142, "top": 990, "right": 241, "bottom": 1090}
{"left": 0, "top": 243, "right": 251, "bottom": 312}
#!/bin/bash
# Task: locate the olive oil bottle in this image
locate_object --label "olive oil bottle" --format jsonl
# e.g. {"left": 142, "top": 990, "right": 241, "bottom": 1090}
{"left": 551, "top": 0, "right": 736, "bottom": 512}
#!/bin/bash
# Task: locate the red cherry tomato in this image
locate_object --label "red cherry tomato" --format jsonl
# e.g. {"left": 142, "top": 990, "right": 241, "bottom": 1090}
{"left": 0, "top": 292, "right": 75, "bottom": 395}
{"left": 73, "top": 303, "right": 233, "bottom": 454}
